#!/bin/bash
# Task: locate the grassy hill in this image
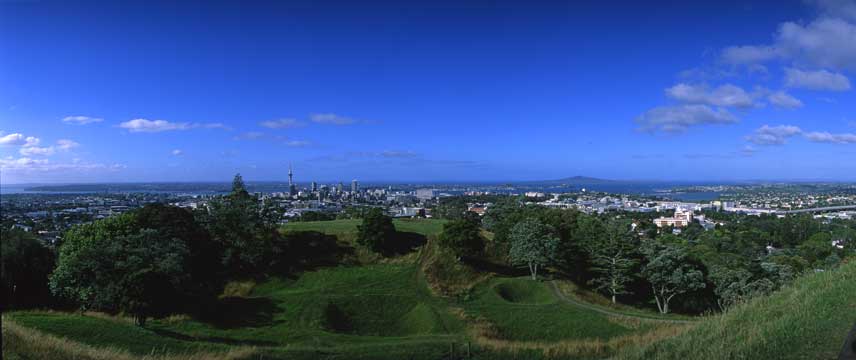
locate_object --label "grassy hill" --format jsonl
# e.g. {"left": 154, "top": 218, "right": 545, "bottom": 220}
{"left": 5, "top": 264, "right": 464, "bottom": 360}
{"left": 4, "top": 262, "right": 674, "bottom": 359}
{"left": 616, "top": 259, "right": 856, "bottom": 359}
{"left": 5, "top": 218, "right": 854, "bottom": 359}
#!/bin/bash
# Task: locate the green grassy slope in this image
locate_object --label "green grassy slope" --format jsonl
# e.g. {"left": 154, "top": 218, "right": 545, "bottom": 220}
{"left": 617, "top": 259, "right": 856, "bottom": 360}
{"left": 5, "top": 312, "right": 228, "bottom": 355}
{"left": 6, "top": 264, "right": 463, "bottom": 360}
{"left": 282, "top": 218, "right": 447, "bottom": 239}
{"left": 461, "top": 278, "right": 645, "bottom": 342}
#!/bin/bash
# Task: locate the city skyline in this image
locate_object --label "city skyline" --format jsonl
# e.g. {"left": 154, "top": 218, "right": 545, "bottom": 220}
{"left": 2, "top": 0, "right": 856, "bottom": 184}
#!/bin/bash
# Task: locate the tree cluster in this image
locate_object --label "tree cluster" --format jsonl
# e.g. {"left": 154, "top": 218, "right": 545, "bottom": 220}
{"left": 46, "top": 174, "right": 298, "bottom": 325}
{"left": 478, "top": 200, "right": 855, "bottom": 314}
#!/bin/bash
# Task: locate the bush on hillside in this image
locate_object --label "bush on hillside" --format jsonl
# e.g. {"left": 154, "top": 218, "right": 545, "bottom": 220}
{"left": 196, "top": 174, "right": 283, "bottom": 274}
{"left": 1, "top": 228, "right": 55, "bottom": 309}
{"left": 356, "top": 208, "right": 396, "bottom": 254}
{"left": 438, "top": 214, "right": 485, "bottom": 259}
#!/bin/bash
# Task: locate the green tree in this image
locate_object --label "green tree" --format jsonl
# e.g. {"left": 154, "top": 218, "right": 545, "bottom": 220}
{"left": 640, "top": 241, "right": 706, "bottom": 314}
{"left": 509, "top": 218, "right": 559, "bottom": 280}
{"left": 1, "top": 228, "right": 55, "bottom": 309}
{"left": 575, "top": 215, "right": 606, "bottom": 255}
{"left": 197, "top": 174, "right": 283, "bottom": 274}
{"left": 356, "top": 208, "right": 396, "bottom": 253}
{"left": 113, "top": 229, "right": 190, "bottom": 326}
{"left": 50, "top": 213, "right": 140, "bottom": 312}
{"left": 797, "top": 232, "right": 835, "bottom": 267}
{"left": 432, "top": 197, "right": 469, "bottom": 220}
{"left": 709, "top": 266, "right": 774, "bottom": 310}
{"left": 438, "top": 215, "right": 485, "bottom": 258}
{"left": 50, "top": 222, "right": 191, "bottom": 326}
{"left": 588, "top": 219, "right": 637, "bottom": 303}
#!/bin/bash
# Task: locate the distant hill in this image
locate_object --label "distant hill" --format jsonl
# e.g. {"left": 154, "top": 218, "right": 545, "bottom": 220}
{"left": 522, "top": 176, "right": 620, "bottom": 185}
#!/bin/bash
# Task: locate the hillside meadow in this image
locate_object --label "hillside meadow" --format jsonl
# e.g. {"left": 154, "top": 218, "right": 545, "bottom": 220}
{"left": 4, "top": 219, "right": 854, "bottom": 359}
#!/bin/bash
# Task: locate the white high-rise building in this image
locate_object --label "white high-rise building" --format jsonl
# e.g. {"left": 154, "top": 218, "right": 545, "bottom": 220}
{"left": 415, "top": 188, "right": 436, "bottom": 200}
{"left": 653, "top": 208, "right": 694, "bottom": 228}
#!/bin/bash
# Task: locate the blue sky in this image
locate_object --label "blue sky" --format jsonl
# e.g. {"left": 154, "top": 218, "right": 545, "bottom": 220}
{"left": 1, "top": 0, "right": 855, "bottom": 184}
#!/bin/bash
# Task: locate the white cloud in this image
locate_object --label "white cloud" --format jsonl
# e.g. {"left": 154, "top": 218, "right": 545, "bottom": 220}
{"left": 310, "top": 113, "right": 358, "bottom": 125}
{"left": 259, "top": 118, "right": 304, "bottom": 129}
{"left": 234, "top": 131, "right": 265, "bottom": 140}
{"left": 776, "top": 18, "right": 856, "bottom": 70}
{"left": 62, "top": 115, "right": 103, "bottom": 125}
{"left": 285, "top": 140, "right": 311, "bottom": 147}
{"left": 171, "top": 149, "right": 183, "bottom": 156}
{"left": 635, "top": 104, "right": 738, "bottom": 133}
{"left": 2, "top": 134, "right": 79, "bottom": 156}
{"left": 19, "top": 146, "right": 55, "bottom": 156}
{"left": 119, "top": 119, "right": 189, "bottom": 132}
{"left": 380, "top": 150, "right": 419, "bottom": 158}
{"left": 784, "top": 68, "right": 851, "bottom": 91}
{"left": 0, "top": 133, "right": 26, "bottom": 146}
{"left": 56, "top": 139, "right": 80, "bottom": 151}
{"left": 0, "top": 157, "right": 49, "bottom": 168}
{"left": 199, "top": 123, "right": 229, "bottom": 130}
{"left": 665, "top": 83, "right": 757, "bottom": 108}
{"left": 767, "top": 90, "right": 804, "bottom": 109}
{"left": 0, "top": 156, "right": 124, "bottom": 173}
{"left": 811, "top": 0, "right": 856, "bottom": 21}
{"left": 118, "top": 119, "right": 229, "bottom": 133}
{"left": 721, "top": 14, "right": 856, "bottom": 71}
{"left": 804, "top": 131, "right": 856, "bottom": 143}
{"left": 745, "top": 125, "right": 803, "bottom": 145}
{"left": 24, "top": 136, "right": 40, "bottom": 147}
{"left": 721, "top": 45, "right": 781, "bottom": 65}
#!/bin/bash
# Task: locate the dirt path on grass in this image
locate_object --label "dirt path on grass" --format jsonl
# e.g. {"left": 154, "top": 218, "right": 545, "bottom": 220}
{"left": 547, "top": 281, "right": 698, "bottom": 324}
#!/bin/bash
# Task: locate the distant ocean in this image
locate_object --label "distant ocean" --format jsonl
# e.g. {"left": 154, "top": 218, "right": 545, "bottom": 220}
{"left": 1, "top": 186, "right": 104, "bottom": 195}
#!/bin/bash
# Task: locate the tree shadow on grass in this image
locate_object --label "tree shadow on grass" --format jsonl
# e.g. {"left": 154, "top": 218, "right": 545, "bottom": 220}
{"left": 383, "top": 231, "right": 427, "bottom": 256}
{"left": 148, "top": 327, "right": 280, "bottom": 347}
{"left": 196, "top": 296, "right": 280, "bottom": 329}
{"left": 282, "top": 231, "right": 356, "bottom": 273}
{"left": 463, "top": 256, "right": 529, "bottom": 277}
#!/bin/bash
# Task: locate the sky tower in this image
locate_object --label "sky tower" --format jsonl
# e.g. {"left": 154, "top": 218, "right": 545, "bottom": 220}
{"left": 288, "top": 164, "right": 296, "bottom": 196}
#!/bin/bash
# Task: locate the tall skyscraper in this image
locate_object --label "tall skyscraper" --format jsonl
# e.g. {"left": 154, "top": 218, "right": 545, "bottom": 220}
{"left": 311, "top": 181, "right": 317, "bottom": 192}
{"left": 288, "top": 164, "right": 297, "bottom": 196}
{"left": 351, "top": 179, "right": 358, "bottom": 194}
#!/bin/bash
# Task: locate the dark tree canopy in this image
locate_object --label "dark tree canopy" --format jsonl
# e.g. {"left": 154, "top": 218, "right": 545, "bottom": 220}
{"left": 438, "top": 215, "right": 485, "bottom": 258}
{"left": 1, "top": 228, "right": 55, "bottom": 309}
{"left": 197, "top": 173, "right": 283, "bottom": 274}
{"left": 356, "top": 208, "right": 396, "bottom": 253}
{"left": 49, "top": 214, "right": 195, "bottom": 325}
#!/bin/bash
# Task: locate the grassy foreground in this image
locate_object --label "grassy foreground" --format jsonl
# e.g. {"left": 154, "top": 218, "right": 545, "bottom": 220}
{"left": 5, "top": 264, "right": 463, "bottom": 360}
{"left": 616, "top": 259, "right": 856, "bottom": 359}
{"left": 4, "top": 264, "right": 667, "bottom": 359}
